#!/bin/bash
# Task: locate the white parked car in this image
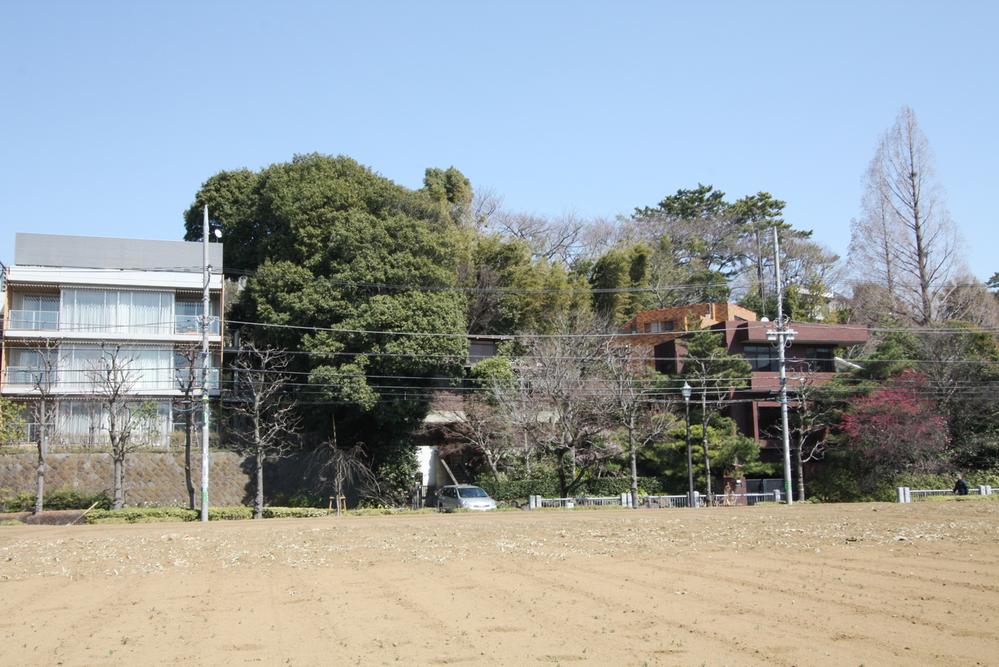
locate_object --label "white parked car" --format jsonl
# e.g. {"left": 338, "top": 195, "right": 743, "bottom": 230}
{"left": 436, "top": 485, "right": 497, "bottom": 512}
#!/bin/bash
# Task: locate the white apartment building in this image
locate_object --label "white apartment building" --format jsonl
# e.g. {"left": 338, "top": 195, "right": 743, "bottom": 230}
{"left": 1, "top": 233, "right": 223, "bottom": 447}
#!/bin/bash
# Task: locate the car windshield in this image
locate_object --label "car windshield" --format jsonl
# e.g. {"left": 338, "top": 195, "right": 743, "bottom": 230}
{"left": 457, "top": 487, "right": 488, "bottom": 498}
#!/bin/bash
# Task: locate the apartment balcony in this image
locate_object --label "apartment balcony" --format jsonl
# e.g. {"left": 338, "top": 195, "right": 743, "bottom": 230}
{"left": 2, "top": 366, "right": 54, "bottom": 388}
{"left": 7, "top": 309, "right": 59, "bottom": 331}
{"left": 174, "top": 368, "right": 221, "bottom": 393}
{"left": 174, "top": 314, "right": 221, "bottom": 336}
{"left": 4, "top": 310, "right": 221, "bottom": 340}
{"left": 2, "top": 367, "right": 219, "bottom": 394}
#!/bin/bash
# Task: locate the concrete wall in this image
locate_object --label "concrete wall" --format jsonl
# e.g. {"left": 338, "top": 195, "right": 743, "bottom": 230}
{"left": 0, "top": 451, "right": 254, "bottom": 506}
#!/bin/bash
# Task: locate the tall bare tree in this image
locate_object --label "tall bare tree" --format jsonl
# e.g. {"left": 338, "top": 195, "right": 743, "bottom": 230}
{"left": 440, "top": 395, "right": 515, "bottom": 483}
{"left": 786, "top": 374, "right": 838, "bottom": 502}
{"left": 88, "top": 344, "right": 158, "bottom": 510}
{"left": 229, "top": 345, "right": 300, "bottom": 519}
{"left": 849, "top": 106, "right": 963, "bottom": 325}
{"left": 604, "top": 344, "right": 674, "bottom": 508}
{"left": 26, "top": 338, "right": 59, "bottom": 514}
{"left": 515, "top": 319, "right": 617, "bottom": 497}
{"left": 173, "top": 344, "right": 200, "bottom": 510}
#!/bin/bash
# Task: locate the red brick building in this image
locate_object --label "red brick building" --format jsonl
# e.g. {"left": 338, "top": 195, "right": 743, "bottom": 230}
{"left": 624, "top": 303, "right": 869, "bottom": 457}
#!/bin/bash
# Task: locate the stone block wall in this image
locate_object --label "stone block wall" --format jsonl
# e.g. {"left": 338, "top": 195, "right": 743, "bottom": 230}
{"left": 0, "top": 451, "right": 254, "bottom": 506}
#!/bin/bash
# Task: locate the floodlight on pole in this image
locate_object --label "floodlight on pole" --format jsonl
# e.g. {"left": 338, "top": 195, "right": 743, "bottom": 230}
{"left": 682, "top": 381, "right": 695, "bottom": 509}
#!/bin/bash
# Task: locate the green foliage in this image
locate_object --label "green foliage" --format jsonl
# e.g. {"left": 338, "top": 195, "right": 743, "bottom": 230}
{"left": 476, "top": 476, "right": 671, "bottom": 502}
{"left": 0, "top": 398, "right": 27, "bottom": 445}
{"left": 462, "top": 234, "right": 590, "bottom": 334}
{"left": 590, "top": 242, "right": 652, "bottom": 322}
{"left": 0, "top": 488, "right": 111, "bottom": 513}
{"left": 83, "top": 505, "right": 338, "bottom": 523}
{"left": 187, "top": 153, "right": 469, "bottom": 468}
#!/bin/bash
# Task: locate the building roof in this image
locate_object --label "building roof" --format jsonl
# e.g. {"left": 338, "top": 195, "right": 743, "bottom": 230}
{"left": 15, "top": 233, "right": 222, "bottom": 273}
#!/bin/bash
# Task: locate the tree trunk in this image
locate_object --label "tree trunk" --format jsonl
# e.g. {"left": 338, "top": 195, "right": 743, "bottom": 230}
{"left": 184, "top": 403, "right": 195, "bottom": 510}
{"left": 557, "top": 450, "right": 568, "bottom": 498}
{"left": 796, "top": 437, "right": 806, "bottom": 502}
{"left": 628, "top": 420, "right": 639, "bottom": 510}
{"left": 522, "top": 430, "right": 532, "bottom": 477}
{"left": 254, "top": 449, "right": 264, "bottom": 520}
{"left": 34, "top": 401, "right": 47, "bottom": 514}
{"left": 112, "top": 453, "right": 125, "bottom": 510}
{"left": 701, "top": 392, "right": 712, "bottom": 504}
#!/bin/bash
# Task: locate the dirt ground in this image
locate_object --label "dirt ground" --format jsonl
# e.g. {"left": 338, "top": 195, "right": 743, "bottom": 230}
{"left": 1, "top": 501, "right": 997, "bottom": 666}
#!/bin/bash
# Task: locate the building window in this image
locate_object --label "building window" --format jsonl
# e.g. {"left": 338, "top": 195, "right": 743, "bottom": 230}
{"left": 804, "top": 347, "right": 835, "bottom": 372}
{"left": 744, "top": 345, "right": 776, "bottom": 372}
{"left": 4, "top": 347, "right": 57, "bottom": 386}
{"left": 175, "top": 299, "right": 220, "bottom": 335}
{"left": 468, "top": 340, "right": 498, "bottom": 364}
{"left": 61, "top": 289, "right": 174, "bottom": 335}
{"left": 10, "top": 294, "right": 59, "bottom": 330}
{"left": 60, "top": 344, "right": 175, "bottom": 392}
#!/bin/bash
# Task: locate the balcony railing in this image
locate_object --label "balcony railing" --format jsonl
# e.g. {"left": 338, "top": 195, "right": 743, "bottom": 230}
{"left": 5, "top": 310, "right": 220, "bottom": 336}
{"left": 174, "top": 315, "right": 221, "bottom": 335}
{"left": 8, "top": 309, "right": 59, "bottom": 331}
{"left": 174, "top": 368, "right": 220, "bottom": 391}
{"left": 3, "top": 366, "right": 55, "bottom": 387}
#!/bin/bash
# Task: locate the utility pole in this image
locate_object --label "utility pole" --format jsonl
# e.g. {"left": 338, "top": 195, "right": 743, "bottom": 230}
{"left": 767, "top": 226, "right": 796, "bottom": 505}
{"left": 200, "top": 205, "right": 211, "bottom": 522}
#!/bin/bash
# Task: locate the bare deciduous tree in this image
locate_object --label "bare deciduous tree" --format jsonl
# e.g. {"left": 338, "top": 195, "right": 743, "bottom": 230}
{"left": 229, "top": 345, "right": 300, "bottom": 519}
{"left": 849, "top": 106, "right": 963, "bottom": 325}
{"left": 88, "top": 344, "right": 158, "bottom": 510}
{"left": 787, "top": 374, "right": 838, "bottom": 502}
{"left": 309, "top": 418, "right": 378, "bottom": 515}
{"left": 173, "top": 344, "right": 201, "bottom": 510}
{"left": 516, "top": 319, "right": 618, "bottom": 497}
{"left": 604, "top": 344, "right": 674, "bottom": 508}
{"left": 441, "top": 395, "right": 515, "bottom": 483}
{"left": 26, "top": 338, "right": 59, "bottom": 514}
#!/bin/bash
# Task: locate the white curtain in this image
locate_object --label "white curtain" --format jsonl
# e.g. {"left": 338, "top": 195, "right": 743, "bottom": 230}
{"left": 55, "top": 399, "right": 171, "bottom": 448}
{"left": 59, "top": 344, "right": 173, "bottom": 392}
{"left": 61, "top": 289, "right": 172, "bottom": 334}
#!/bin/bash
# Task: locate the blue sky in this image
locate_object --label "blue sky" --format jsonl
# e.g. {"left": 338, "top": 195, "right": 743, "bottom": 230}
{"left": 2, "top": 1, "right": 996, "bottom": 279}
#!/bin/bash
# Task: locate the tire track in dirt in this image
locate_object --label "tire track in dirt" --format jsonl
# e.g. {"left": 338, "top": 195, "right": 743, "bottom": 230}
{"left": 472, "top": 556, "right": 796, "bottom": 666}
{"left": 592, "top": 555, "right": 998, "bottom": 663}
{"left": 777, "top": 549, "right": 999, "bottom": 594}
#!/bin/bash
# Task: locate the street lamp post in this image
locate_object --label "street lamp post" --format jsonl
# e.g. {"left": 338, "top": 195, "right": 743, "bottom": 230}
{"left": 682, "top": 381, "right": 694, "bottom": 508}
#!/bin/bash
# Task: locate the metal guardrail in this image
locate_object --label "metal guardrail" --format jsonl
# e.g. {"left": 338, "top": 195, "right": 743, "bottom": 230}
{"left": 896, "top": 486, "right": 993, "bottom": 502}
{"left": 528, "top": 490, "right": 783, "bottom": 510}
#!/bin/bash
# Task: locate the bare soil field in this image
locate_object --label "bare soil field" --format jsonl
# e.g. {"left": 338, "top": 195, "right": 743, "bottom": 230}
{"left": 1, "top": 501, "right": 997, "bottom": 666}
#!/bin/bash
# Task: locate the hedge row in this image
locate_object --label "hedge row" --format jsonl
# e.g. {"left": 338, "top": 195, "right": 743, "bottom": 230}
{"left": 0, "top": 489, "right": 112, "bottom": 513}
{"left": 476, "top": 477, "right": 671, "bottom": 502}
{"left": 84, "top": 506, "right": 340, "bottom": 524}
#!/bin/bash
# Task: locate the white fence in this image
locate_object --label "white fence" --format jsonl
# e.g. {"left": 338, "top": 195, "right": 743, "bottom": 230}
{"left": 896, "top": 485, "right": 993, "bottom": 503}
{"left": 528, "top": 490, "right": 782, "bottom": 510}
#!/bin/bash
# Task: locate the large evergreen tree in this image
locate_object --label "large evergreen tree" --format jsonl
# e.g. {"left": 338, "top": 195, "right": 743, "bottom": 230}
{"left": 184, "top": 154, "right": 468, "bottom": 486}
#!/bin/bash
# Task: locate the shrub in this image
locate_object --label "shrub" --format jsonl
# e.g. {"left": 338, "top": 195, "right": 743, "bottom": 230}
{"left": 262, "top": 507, "right": 329, "bottom": 519}
{"left": 0, "top": 488, "right": 112, "bottom": 513}
{"left": 476, "top": 476, "right": 670, "bottom": 502}
{"left": 210, "top": 506, "right": 253, "bottom": 521}
{"left": 86, "top": 507, "right": 197, "bottom": 524}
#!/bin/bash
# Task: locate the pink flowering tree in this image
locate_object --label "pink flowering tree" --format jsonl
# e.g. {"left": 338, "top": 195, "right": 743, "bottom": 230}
{"left": 840, "top": 370, "right": 949, "bottom": 488}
